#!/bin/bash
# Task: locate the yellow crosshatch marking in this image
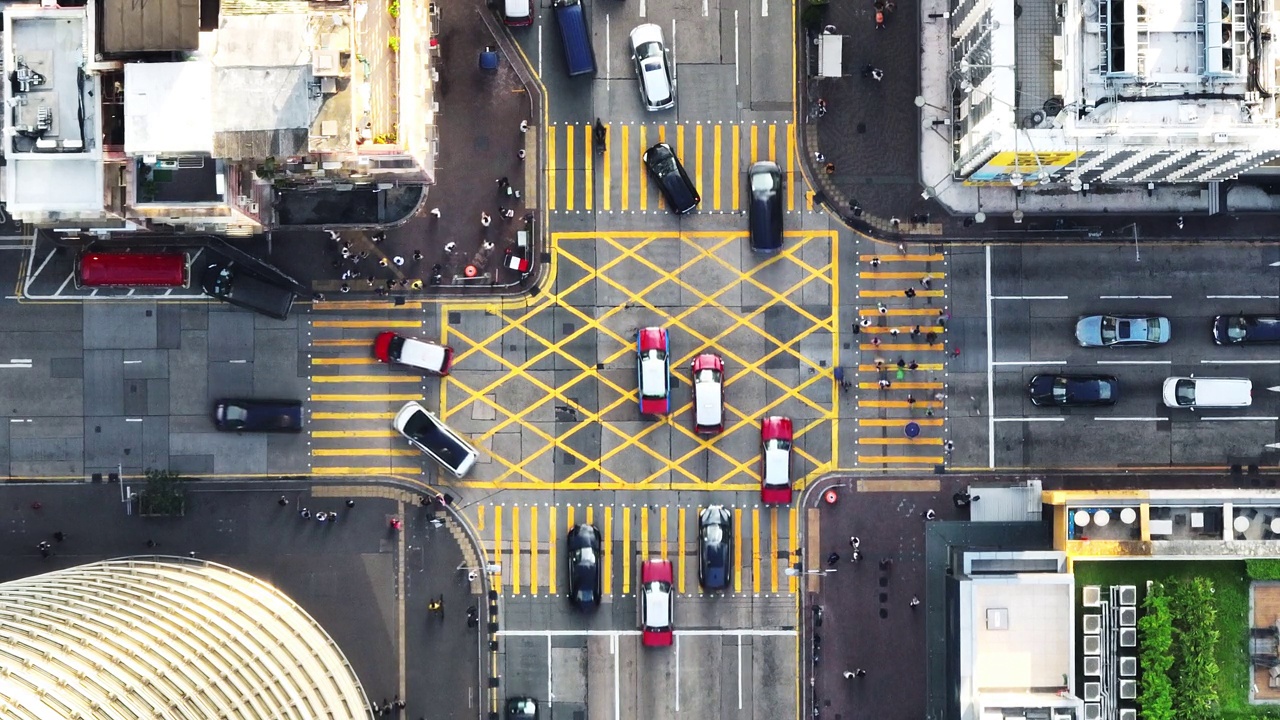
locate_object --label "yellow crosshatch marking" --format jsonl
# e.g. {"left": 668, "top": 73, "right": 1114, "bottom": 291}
{"left": 436, "top": 230, "right": 839, "bottom": 490}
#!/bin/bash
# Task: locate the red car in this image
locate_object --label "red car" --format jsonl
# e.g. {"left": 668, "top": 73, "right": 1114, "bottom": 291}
{"left": 373, "top": 332, "right": 455, "bottom": 376}
{"left": 636, "top": 327, "right": 670, "bottom": 415}
{"left": 690, "top": 353, "right": 724, "bottom": 435}
{"left": 760, "top": 416, "right": 794, "bottom": 504}
{"left": 640, "top": 558, "right": 674, "bottom": 646}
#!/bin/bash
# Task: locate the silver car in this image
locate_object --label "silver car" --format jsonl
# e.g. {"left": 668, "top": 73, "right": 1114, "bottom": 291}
{"left": 629, "top": 24, "right": 674, "bottom": 111}
{"left": 1075, "top": 314, "right": 1170, "bottom": 347}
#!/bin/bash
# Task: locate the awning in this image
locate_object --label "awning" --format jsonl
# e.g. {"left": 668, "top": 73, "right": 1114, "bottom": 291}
{"left": 818, "top": 34, "right": 843, "bottom": 78}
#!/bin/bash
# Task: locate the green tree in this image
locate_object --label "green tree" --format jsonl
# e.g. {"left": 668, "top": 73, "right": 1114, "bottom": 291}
{"left": 1168, "top": 577, "right": 1220, "bottom": 720}
{"left": 1138, "top": 583, "right": 1175, "bottom": 720}
{"left": 138, "top": 469, "right": 187, "bottom": 517}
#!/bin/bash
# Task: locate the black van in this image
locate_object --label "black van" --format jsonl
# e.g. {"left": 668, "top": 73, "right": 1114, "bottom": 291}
{"left": 747, "top": 161, "right": 784, "bottom": 253}
{"left": 213, "top": 398, "right": 304, "bottom": 433}
{"left": 642, "top": 143, "right": 700, "bottom": 214}
{"left": 552, "top": 0, "right": 597, "bottom": 76}
{"left": 201, "top": 262, "right": 296, "bottom": 320}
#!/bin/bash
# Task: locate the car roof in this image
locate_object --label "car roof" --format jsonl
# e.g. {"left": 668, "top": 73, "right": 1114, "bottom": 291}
{"left": 640, "top": 355, "right": 667, "bottom": 395}
{"left": 763, "top": 443, "right": 790, "bottom": 486}
{"left": 395, "top": 336, "right": 448, "bottom": 370}
{"left": 504, "top": 0, "right": 530, "bottom": 18}
{"left": 693, "top": 370, "right": 722, "bottom": 426}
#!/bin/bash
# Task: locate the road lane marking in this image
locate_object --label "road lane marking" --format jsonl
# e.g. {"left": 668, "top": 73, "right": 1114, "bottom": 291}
{"left": 990, "top": 295, "right": 1068, "bottom": 300}
{"left": 859, "top": 418, "right": 945, "bottom": 426}
{"left": 788, "top": 509, "right": 798, "bottom": 593}
{"left": 548, "top": 125, "right": 557, "bottom": 210}
{"left": 713, "top": 125, "right": 723, "bottom": 210}
{"left": 1207, "top": 295, "right": 1280, "bottom": 299}
{"left": 310, "top": 448, "right": 418, "bottom": 456}
{"left": 565, "top": 126, "right": 576, "bottom": 211}
{"left": 859, "top": 289, "right": 945, "bottom": 298}
{"left": 603, "top": 506, "right": 613, "bottom": 595}
{"left": 583, "top": 124, "right": 592, "bottom": 211}
{"left": 1201, "top": 416, "right": 1279, "bottom": 421}
{"left": 786, "top": 124, "right": 796, "bottom": 212}
{"left": 311, "top": 466, "right": 420, "bottom": 475}
{"left": 1094, "top": 417, "right": 1164, "bottom": 421}
{"left": 512, "top": 506, "right": 521, "bottom": 593}
{"left": 621, "top": 125, "right": 630, "bottom": 210}
{"left": 311, "top": 339, "right": 373, "bottom": 347}
{"left": 992, "top": 417, "right": 1065, "bottom": 422}
{"left": 311, "top": 357, "right": 380, "bottom": 365}
{"left": 694, "top": 124, "right": 704, "bottom": 207}
{"left": 603, "top": 123, "right": 611, "bottom": 211}
{"left": 769, "top": 508, "right": 778, "bottom": 594}
{"left": 860, "top": 437, "right": 944, "bottom": 445}
{"left": 313, "top": 320, "right": 422, "bottom": 328}
{"left": 1095, "top": 360, "right": 1171, "bottom": 365}
{"left": 660, "top": 505, "right": 669, "bottom": 560}
{"left": 311, "top": 412, "right": 395, "bottom": 420}
{"left": 732, "top": 124, "right": 741, "bottom": 208}
{"left": 992, "top": 360, "right": 1066, "bottom": 366}
{"left": 1200, "top": 359, "right": 1280, "bottom": 364}
{"left": 495, "top": 505, "right": 504, "bottom": 589}
{"left": 857, "top": 456, "right": 946, "bottom": 464}
{"left": 641, "top": 506, "right": 650, "bottom": 561}
{"left": 639, "top": 126, "right": 648, "bottom": 211}
{"left": 1098, "top": 295, "right": 1172, "bottom": 299}
{"left": 733, "top": 10, "right": 740, "bottom": 86}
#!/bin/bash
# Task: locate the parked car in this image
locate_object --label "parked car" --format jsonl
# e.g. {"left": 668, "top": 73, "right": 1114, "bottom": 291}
{"left": 747, "top": 162, "right": 784, "bottom": 253}
{"left": 642, "top": 143, "right": 700, "bottom": 214}
{"left": 212, "top": 398, "right": 303, "bottom": 433}
{"left": 691, "top": 353, "right": 724, "bottom": 435}
{"left": 1027, "top": 374, "right": 1119, "bottom": 407}
{"left": 640, "top": 559, "right": 674, "bottom": 646}
{"left": 636, "top": 326, "right": 671, "bottom": 415}
{"left": 373, "top": 332, "right": 455, "bottom": 375}
{"left": 1162, "top": 376, "right": 1252, "bottom": 409}
{"left": 759, "top": 416, "right": 794, "bottom": 504}
{"left": 501, "top": 0, "right": 533, "bottom": 26}
{"left": 629, "top": 24, "right": 675, "bottom": 110}
{"left": 1213, "top": 315, "right": 1280, "bottom": 345}
{"left": 1075, "top": 314, "right": 1170, "bottom": 347}
{"left": 567, "top": 524, "right": 603, "bottom": 608}
{"left": 697, "top": 505, "right": 733, "bottom": 590}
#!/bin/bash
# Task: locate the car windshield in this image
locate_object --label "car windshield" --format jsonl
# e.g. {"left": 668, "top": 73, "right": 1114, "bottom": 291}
{"left": 1228, "top": 317, "right": 1248, "bottom": 340}
{"left": 223, "top": 404, "right": 248, "bottom": 422}
{"left": 401, "top": 410, "right": 433, "bottom": 442}
{"left": 649, "top": 153, "right": 677, "bottom": 174}
{"left": 387, "top": 335, "right": 406, "bottom": 357}
{"left": 1143, "top": 320, "right": 1164, "bottom": 342}
{"left": 701, "top": 523, "right": 725, "bottom": 544}
{"left": 643, "top": 348, "right": 666, "bottom": 362}
{"left": 1100, "top": 316, "right": 1117, "bottom": 342}
{"left": 751, "top": 172, "right": 776, "bottom": 194}
{"left": 574, "top": 547, "right": 596, "bottom": 565}
{"left": 1174, "top": 379, "right": 1196, "bottom": 405}
{"left": 637, "top": 41, "right": 662, "bottom": 60}
{"left": 765, "top": 437, "right": 791, "bottom": 452}
{"left": 695, "top": 368, "right": 720, "bottom": 383}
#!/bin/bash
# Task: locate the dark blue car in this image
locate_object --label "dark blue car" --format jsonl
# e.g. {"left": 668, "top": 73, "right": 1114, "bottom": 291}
{"left": 698, "top": 505, "right": 733, "bottom": 590}
{"left": 1028, "top": 374, "right": 1119, "bottom": 407}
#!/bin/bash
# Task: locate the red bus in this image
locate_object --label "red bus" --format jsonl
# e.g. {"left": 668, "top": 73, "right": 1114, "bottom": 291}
{"left": 76, "top": 252, "right": 190, "bottom": 289}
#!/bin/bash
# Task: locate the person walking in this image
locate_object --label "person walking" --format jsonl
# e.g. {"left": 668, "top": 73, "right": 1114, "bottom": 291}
{"left": 826, "top": 552, "right": 840, "bottom": 567}
{"left": 910, "top": 595, "right": 921, "bottom": 608}
{"left": 825, "top": 162, "right": 836, "bottom": 175}
{"left": 904, "top": 287, "right": 917, "bottom": 298}
{"left": 393, "top": 256, "right": 405, "bottom": 266}
{"left": 481, "top": 212, "right": 492, "bottom": 227}
{"left": 520, "top": 119, "right": 529, "bottom": 133}
{"left": 849, "top": 536, "right": 860, "bottom": 549}
{"left": 430, "top": 207, "right": 442, "bottom": 217}
{"left": 860, "top": 317, "right": 873, "bottom": 328}
{"left": 922, "top": 509, "right": 937, "bottom": 520}
{"left": 444, "top": 241, "right": 456, "bottom": 253}
{"left": 299, "top": 508, "right": 311, "bottom": 519}
{"left": 921, "top": 274, "right": 933, "bottom": 289}
{"left": 877, "top": 303, "right": 888, "bottom": 314}
{"left": 278, "top": 496, "right": 289, "bottom": 507}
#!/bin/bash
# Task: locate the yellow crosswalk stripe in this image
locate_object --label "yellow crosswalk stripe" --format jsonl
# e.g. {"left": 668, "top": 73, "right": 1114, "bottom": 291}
{"left": 621, "top": 125, "right": 631, "bottom": 211}
{"left": 659, "top": 506, "right": 669, "bottom": 560}
{"left": 622, "top": 507, "right": 632, "bottom": 594}
{"left": 566, "top": 127, "right": 576, "bottom": 212}
{"left": 603, "top": 506, "right": 613, "bottom": 596}
{"left": 677, "top": 507, "right": 687, "bottom": 594}
{"left": 640, "top": 506, "right": 650, "bottom": 561}
{"left": 311, "top": 466, "right": 420, "bottom": 475}
{"left": 310, "top": 394, "right": 421, "bottom": 402}
{"left": 860, "top": 437, "right": 944, "bottom": 445}
{"left": 512, "top": 506, "right": 521, "bottom": 592}
{"left": 770, "top": 509, "right": 779, "bottom": 594}
{"left": 751, "top": 507, "right": 761, "bottom": 594}
{"left": 788, "top": 508, "right": 799, "bottom": 593}
{"left": 732, "top": 128, "right": 741, "bottom": 209}
{"left": 311, "top": 357, "right": 379, "bottom": 365}
{"left": 313, "top": 320, "right": 422, "bottom": 328}
{"left": 311, "top": 339, "right": 372, "bottom": 347}
{"left": 529, "top": 505, "right": 539, "bottom": 595}
{"left": 494, "top": 505, "right": 504, "bottom": 587}
{"left": 311, "top": 430, "right": 399, "bottom": 438}
{"left": 549, "top": 506, "right": 558, "bottom": 595}
{"left": 548, "top": 127, "right": 557, "bottom": 211}
{"left": 713, "top": 125, "right": 723, "bottom": 210}
{"left": 583, "top": 124, "right": 593, "bottom": 211}
{"left": 311, "top": 412, "right": 395, "bottom": 420}
{"left": 734, "top": 507, "right": 743, "bottom": 594}
{"left": 639, "top": 126, "right": 648, "bottom": 212}
{"left": 311, "top": 375, "right": 423, "bottom": 383}
{"left": 311, "top": 448, "right": 418, "bottom": 457}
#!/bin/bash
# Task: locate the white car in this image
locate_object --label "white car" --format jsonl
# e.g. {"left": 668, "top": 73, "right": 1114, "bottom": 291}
{"left": 1162, "top": 376, "right": 1252, "bottom": 409}
{"left": 629, "top": 24, "right": 675, "bottom": 111}
{"left": 374, "top": 332, "right": 455, "bottom": 375}
{"left": 393, "top": 401, "right": 480, "bottom": 478}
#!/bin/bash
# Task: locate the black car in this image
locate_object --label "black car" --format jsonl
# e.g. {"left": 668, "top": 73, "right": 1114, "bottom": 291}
{"left": 1213, "top": 315, "right": 1280, "bottom": 345}
{"left": 747, "top": 161, "right": 783, "bottom": 253}
{"left": 697, "top": 505, "right": 733, "bottom": 590}
{"left": 506, "top": 697, "right": 539, "bottom": 720}
{"left": 1027, "top": 374, "right": 1119, "bottom": 407}
{"left": 642, "top": 143, "right": 700, "bottom": 214}
{"left": 213, "top": 398, "right": 304, "bottom": 432}
{"left": 567, "top": 524, "right": 603, "bottom": 608}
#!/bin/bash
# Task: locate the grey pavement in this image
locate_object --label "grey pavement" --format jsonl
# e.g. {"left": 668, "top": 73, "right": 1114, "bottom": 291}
{"left": 0, "top": 480, "right": 480, "bottom": 720}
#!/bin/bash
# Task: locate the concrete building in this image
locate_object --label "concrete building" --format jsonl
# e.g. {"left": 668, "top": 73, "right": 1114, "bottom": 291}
{"left": 0, "top": 557, "right": 372, "bottom": 717}
{"left": 949, "top": 0, "right": 1280, "bottom": 189}
{"left": 1, "top": 0, "right": 437, "bottom": 232}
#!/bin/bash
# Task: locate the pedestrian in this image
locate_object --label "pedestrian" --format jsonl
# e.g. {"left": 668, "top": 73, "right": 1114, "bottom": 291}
{"left": 278, "top": 496, "right": 289, "bottom": 507}
{"left": 503, "top": 208, "right": 515, "bottom": 219}
{"left": 952, "top": 347, "right": 962, "bottom": 357}
{"left": 823, "top": 23, "right": 836, "bottom": 33}
{"left": 904, "top": 287, "right": 917, "bottom": 298}
{"left": 824, "top": 162, "right": 836, "bottom": 175}
{"left": 877, "top": 303, "right": 888, "bottom": 314}
{"left": 430, "top": 207, "right": 441, "bottom": 217}
{"left": 145, "top": 539, "right": 156, "bottom": 548}
{"left": 878, "top": 379, "right": 891, "bottom": 389}
{"left": 944, "top": 440, "right": 955, "bottom": 453}
{"left": 520, "top": 119, "right": 529, "bottom": 133}
{"left": 870, "top": 337, "right": 881, "bottom": 347}
{"left": 869, "top": 257, "right": 881, "bottom": 267}
{"left": 879, "top": 557, "right": 892, "bottom": 570}
{"left": 390, "top": 518, "right": 403, "bottom": 530}
{"left": 923, "top": 509, "right": 937, "bottom": 520}
{"left": 396, "top": 700, "right": 407, "bottom": 710}
{"left": 851, "top": 323, "right": 860, "bottom": 335}
{"left": 379, "top": 257, "right": 389, "bottom": 267}
{"left": 843, "top": 670, "right": 855, "bottom": 679}
{"left": 871, "top": 68, "right": 884, "bottom": 81}
{"left": 514, "top": 189, "right": 522, "bottom": 199}
{"left": 908, "top": 361, "right": 919, "bottom": 371}
{"left": 907, "top": 394, "right": 916, "bottom": 405}
{"left": 340, "top": 283, "right": 350, "bottom": 294}
{"left": 911, "top": 325, "right": 921, "bottom": 338}
{"left": 412, "top": 249, "right": 423, "bottom": 261}
{"left": 875, "top": 9, "right": 884, "bottom": 27}
{"left": 921, "top": 274, "right": 932, "bottom": 289}
{"left": 814, "top": 152, "right": 826, "bottom": 163}
{"left": 359, "top": 250, "right": 370, "bottom": 260}
{"left": 910, "top": 595, "right": 921, "bottom": 608}
{"left": 889, "top": 328, "right": 900, "bottom": 336}
{"left": 850, "top": 550, "right": 861, "bottom": 562}
{"left": 934, "top": 392, "right": 947, "bottom": 402}
{"left": 497, "top": 177, "right": 510, "bottom": 189}
{"left": 366, "top": 277, "right": 376, "bottom": 288}
{"left": 860, "top": 317, "right": 873, "bottom": 328}
{"left": 394, "top": 695, "right": 404, "bottom": 710}
{"left": 53, "top": 531, "right": 64, "bottom": 542}
{"left": 316, "top": 511, "right": 329, "bottom": 522}
{"left": 481, "top": 212, "right": 492, "bottom": 227}
{"left": 826, "top": 552, "right": 840, "bottom": 567}
{"left": 341, "top": 247, "right": 351, "bottom": 259}
{"left": 444, "top": 241, "right": 456, "bottom": 253}
{"left": 346, "top": 499, "right": 356, "bottom": 508}
{"left": 328, "top": 230, "right": 341, "bottom": 242}
{"left": 372, "top": 232, "right": 386, "bottom": 244}
{"left": 926, "top": 331, "right": 938, "bottom": 344}
{"left": 466, "top": 605, "right": 479, "bottom": 628}
{"left": 849, "top": 536, "right": 860, "bottom": 548}
{"left": 897, "top": 243, "right": 906, "bottom": 254}
{"left": 854, "top": 668, "right": 867, "bottom": 677}
{"left": 896, "top": 358, "right": 906, "bottom": 368}
{"left": 518, "top": 149, "right": 526, "bottom": 160}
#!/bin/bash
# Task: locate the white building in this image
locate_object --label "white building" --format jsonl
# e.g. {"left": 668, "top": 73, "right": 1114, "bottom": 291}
{"left": 951, "top": 0, "right": 1280, "bottom": 188}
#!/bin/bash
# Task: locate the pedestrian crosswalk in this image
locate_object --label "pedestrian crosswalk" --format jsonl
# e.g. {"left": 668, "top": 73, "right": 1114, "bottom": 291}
{"left": 475, "top": 501, "right": 800, "bottom": 598}
{"left": 306, "top": 301, "right": 433, "bottom": 476}
{"left": 854, "top": 249, "right": 951, "bottom": 467}
{"left": 546, "top": 121, "right": 811, "bottom": 214}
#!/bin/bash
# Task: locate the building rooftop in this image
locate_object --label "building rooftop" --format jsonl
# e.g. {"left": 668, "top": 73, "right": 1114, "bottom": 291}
{"left": 99, "top": 0, "right": 201, "bottom": 54}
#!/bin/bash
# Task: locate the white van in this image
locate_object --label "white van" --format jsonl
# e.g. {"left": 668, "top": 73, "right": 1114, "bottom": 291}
{"left": 1162, "top": 376, "right": 1252, "bottom": 409}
